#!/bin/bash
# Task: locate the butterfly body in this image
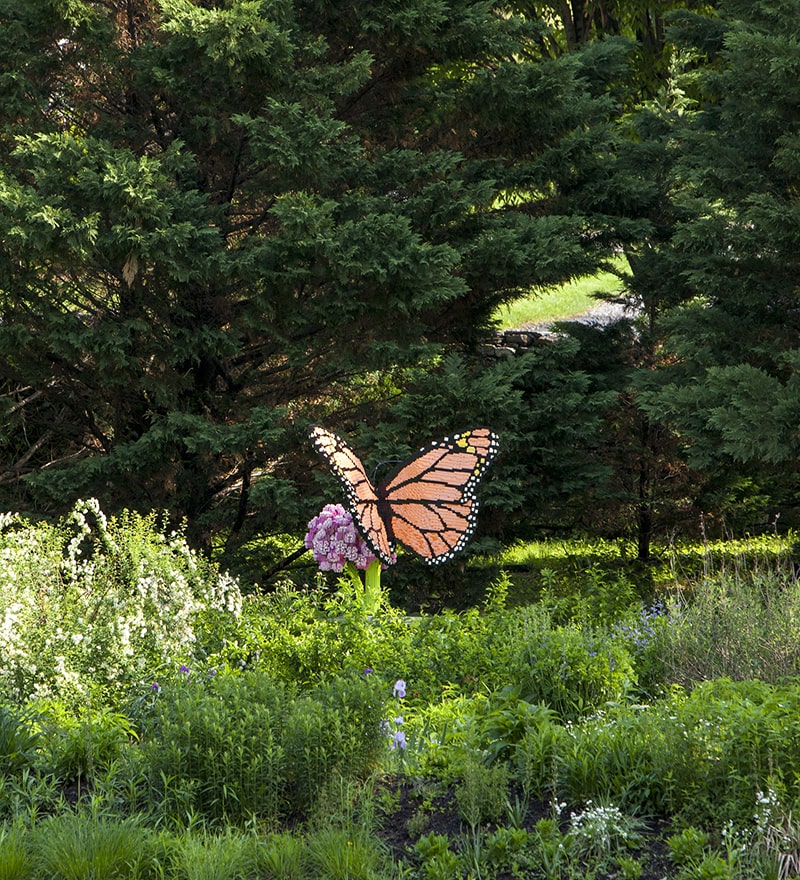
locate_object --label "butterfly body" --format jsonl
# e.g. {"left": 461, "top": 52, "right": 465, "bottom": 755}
{"left": 310, "top": 426, "right": 499, "bottom": 565}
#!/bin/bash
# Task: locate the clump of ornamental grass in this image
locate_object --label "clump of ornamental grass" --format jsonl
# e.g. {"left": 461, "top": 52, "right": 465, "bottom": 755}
{"left": 257, "top": 832, "right": 307, "bottom": 880}
{"left": 0, "top": 500, "right": 242, "bottom": 708}
{"left": 31, "top": 813, "right": 152, "bottom": 880}
{"left": 137, "top": 666, "right": 388, "bottom": 827}
{"left": 172, "top": 828, "right": 257, "bottom": 880}
{"left": 307, "top": 826, "right": 390, "bottom": 880}
{"left": 0, "top": 825, "right": 33, "bottom": 880}
{"left": 660, "top": 571, "right": 800, "bottom": 686}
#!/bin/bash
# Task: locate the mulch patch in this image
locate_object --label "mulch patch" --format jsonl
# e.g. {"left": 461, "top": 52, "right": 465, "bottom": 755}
{"left": 375, "top": 776, "right": 678, "bottom": 879}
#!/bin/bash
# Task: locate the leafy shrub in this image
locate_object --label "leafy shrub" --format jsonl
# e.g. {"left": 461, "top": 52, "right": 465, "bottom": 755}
{"left": 552, "top": 679, "right": 800, "bottom": 828}
{"left": 210, "top": 586, "right": 412, "bottom": 687}
{"left": 516, "top": 624, "right": 636, "bottom": 721}
{"left": 139, "top": 668, "right": 387, "bottom": 826}
{"left": 513, "top": 707, "right": 564, "bottom": 800}
{"left": 655, "top": 679, "right": 800, "bottom": 827}
{"left": 220, "top": 579, "right": 642, "bottom": 722}
{"left": 471, "top": 685, "right": 558, "bottom": 765}
{"left": 0, "top": 500, "right": 242, "bottom": 707}
{"left": 557, "top": 704, "right": 670, "bottom": 814}
{"left": 37, "top": 703, "right": 137, "bottom": 783}
{"left": 211, "top": 582, "right": 529, "bottom": 703}
{"left": 0, "top": 704, "right": 40, "bottom": 775}
{"left": 539, "top": 563, "right": 643, "bottom": 626}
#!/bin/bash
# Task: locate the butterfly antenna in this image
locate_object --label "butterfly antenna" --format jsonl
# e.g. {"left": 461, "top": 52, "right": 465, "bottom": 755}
{"left": 372, "top": 459, "right": 403, "bottom": 484}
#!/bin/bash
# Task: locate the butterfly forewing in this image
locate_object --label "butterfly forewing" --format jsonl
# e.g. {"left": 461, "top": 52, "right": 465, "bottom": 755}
{"left": 309, "top": 426, "right": 395, "bottom": 563}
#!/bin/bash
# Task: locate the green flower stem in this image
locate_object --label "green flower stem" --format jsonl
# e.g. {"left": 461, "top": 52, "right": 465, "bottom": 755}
{"left": 344, "top": 561, "right": 363, "bottom": 595}
{"left": 343, "top": 560, "right": 383, "bottom": 615}
{"left": 363, "top": 559, "right": 382, "bottom": 615}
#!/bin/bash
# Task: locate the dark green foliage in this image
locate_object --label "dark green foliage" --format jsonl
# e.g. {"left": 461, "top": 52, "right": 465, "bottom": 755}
{"left": 4, "top": 0, "right": 796, "bottom": 561}
{"left": 0, "top": 0, "right": 635, "bottom": 568}
{"left": 138, "top": 668, "right": 386, "bottom": 825}
{"left": 634, "top": 0, "right": 800, "bottom": 528}
{"left": 379, "top": 341, "right": 618, "bottom": 564}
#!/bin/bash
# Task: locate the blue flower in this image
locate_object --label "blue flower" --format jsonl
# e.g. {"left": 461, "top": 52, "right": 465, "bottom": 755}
{"left": 393, "top": 679, "right": 406, "bottom": 699}
{"left": 391, "top": 730, "right": 407, "bottom": 750}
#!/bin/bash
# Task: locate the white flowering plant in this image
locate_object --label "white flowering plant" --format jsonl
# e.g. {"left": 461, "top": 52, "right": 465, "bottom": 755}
{"left": 0, "top": 499, "right": 242, "bottom": 708}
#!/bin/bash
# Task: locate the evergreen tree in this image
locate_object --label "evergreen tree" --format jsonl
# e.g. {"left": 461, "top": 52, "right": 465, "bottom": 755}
{"left": 637, "top": 0, "right": 800, "bottom": 531}
{"left": 0, "top": 0, "right": 631, "bottom": 564}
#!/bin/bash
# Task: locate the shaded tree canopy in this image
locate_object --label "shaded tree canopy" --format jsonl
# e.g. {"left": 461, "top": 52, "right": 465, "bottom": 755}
{"left": 6, "top": 0, "right": 799, "bottom": 579}
{"left": 0, "top": 0, "right": 636, "bottom": 561}
{"left": 634, "top": 0, "right": 800, "bottom": 530}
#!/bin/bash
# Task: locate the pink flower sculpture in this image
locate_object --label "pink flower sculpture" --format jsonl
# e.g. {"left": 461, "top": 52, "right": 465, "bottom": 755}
{"left": 304, "top": 503, "right": 377, "bottom": 572}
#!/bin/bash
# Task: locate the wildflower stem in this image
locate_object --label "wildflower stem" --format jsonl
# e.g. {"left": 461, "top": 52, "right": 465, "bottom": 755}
{"left": 342, "top": 560, "right": 382, "bottom": 614}
{"left": 363, "top": 559, "right": 382, "bottom": 615}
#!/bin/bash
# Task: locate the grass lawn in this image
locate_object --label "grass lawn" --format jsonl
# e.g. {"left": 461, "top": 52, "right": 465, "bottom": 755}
{"left": 495, "top": 262, "right": 627, "bottom": 329}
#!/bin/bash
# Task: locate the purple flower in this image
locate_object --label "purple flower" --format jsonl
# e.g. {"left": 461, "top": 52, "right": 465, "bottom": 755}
{"left": 363, "top": 668, "right": 373, "bottom": 675}
{"left": 180, "top": 665, "right": 190, "bottom": 675}
{"left": 615, "top": 602, "right": 666, "bottom": 652}
{"left": 304, "top": 504, "right": 378, "bottom": 572}
{"left": 391, "top": 730, "right": 407, "bottom": 750}
{"left": 393, "top": 679, "right": 406, "bottom": 699}
{"left": 151, "top": 682, "right": 160, "bottom": 692}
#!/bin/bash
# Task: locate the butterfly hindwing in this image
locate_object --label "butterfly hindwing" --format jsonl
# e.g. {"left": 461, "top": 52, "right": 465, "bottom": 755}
{"left": 309, "top": 426, "right": 394, "bottom": 563}
{"left": 380, "top": 428, "right": 500, "bottom": 565}
{"left": 384, "top": 498, "right": 477, "bottom": 563}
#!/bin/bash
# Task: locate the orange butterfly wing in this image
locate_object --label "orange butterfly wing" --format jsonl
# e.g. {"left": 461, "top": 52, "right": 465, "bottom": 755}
{"left": 309, "top": 426, "right": 394, "bottom": 563}
{"left": 380, "top": 428, "right": 500, "bottom": 565}
{"left": 310, "top": 426, "right": 499, "bottom": 566}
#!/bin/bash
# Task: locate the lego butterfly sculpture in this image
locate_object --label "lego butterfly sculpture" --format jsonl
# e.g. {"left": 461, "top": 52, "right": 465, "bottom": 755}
{"left": 309, "top": 426, "right": 500, "bottom": 565}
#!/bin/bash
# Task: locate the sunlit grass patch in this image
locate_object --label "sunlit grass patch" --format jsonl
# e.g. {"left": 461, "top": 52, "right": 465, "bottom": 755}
{"left": 494, "top": 262, "right": 626, "bottom": 330}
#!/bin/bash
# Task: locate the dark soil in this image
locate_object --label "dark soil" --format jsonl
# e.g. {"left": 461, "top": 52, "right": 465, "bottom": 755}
{"left": 376, "top": 777, "right": 678, "bottom": 878}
